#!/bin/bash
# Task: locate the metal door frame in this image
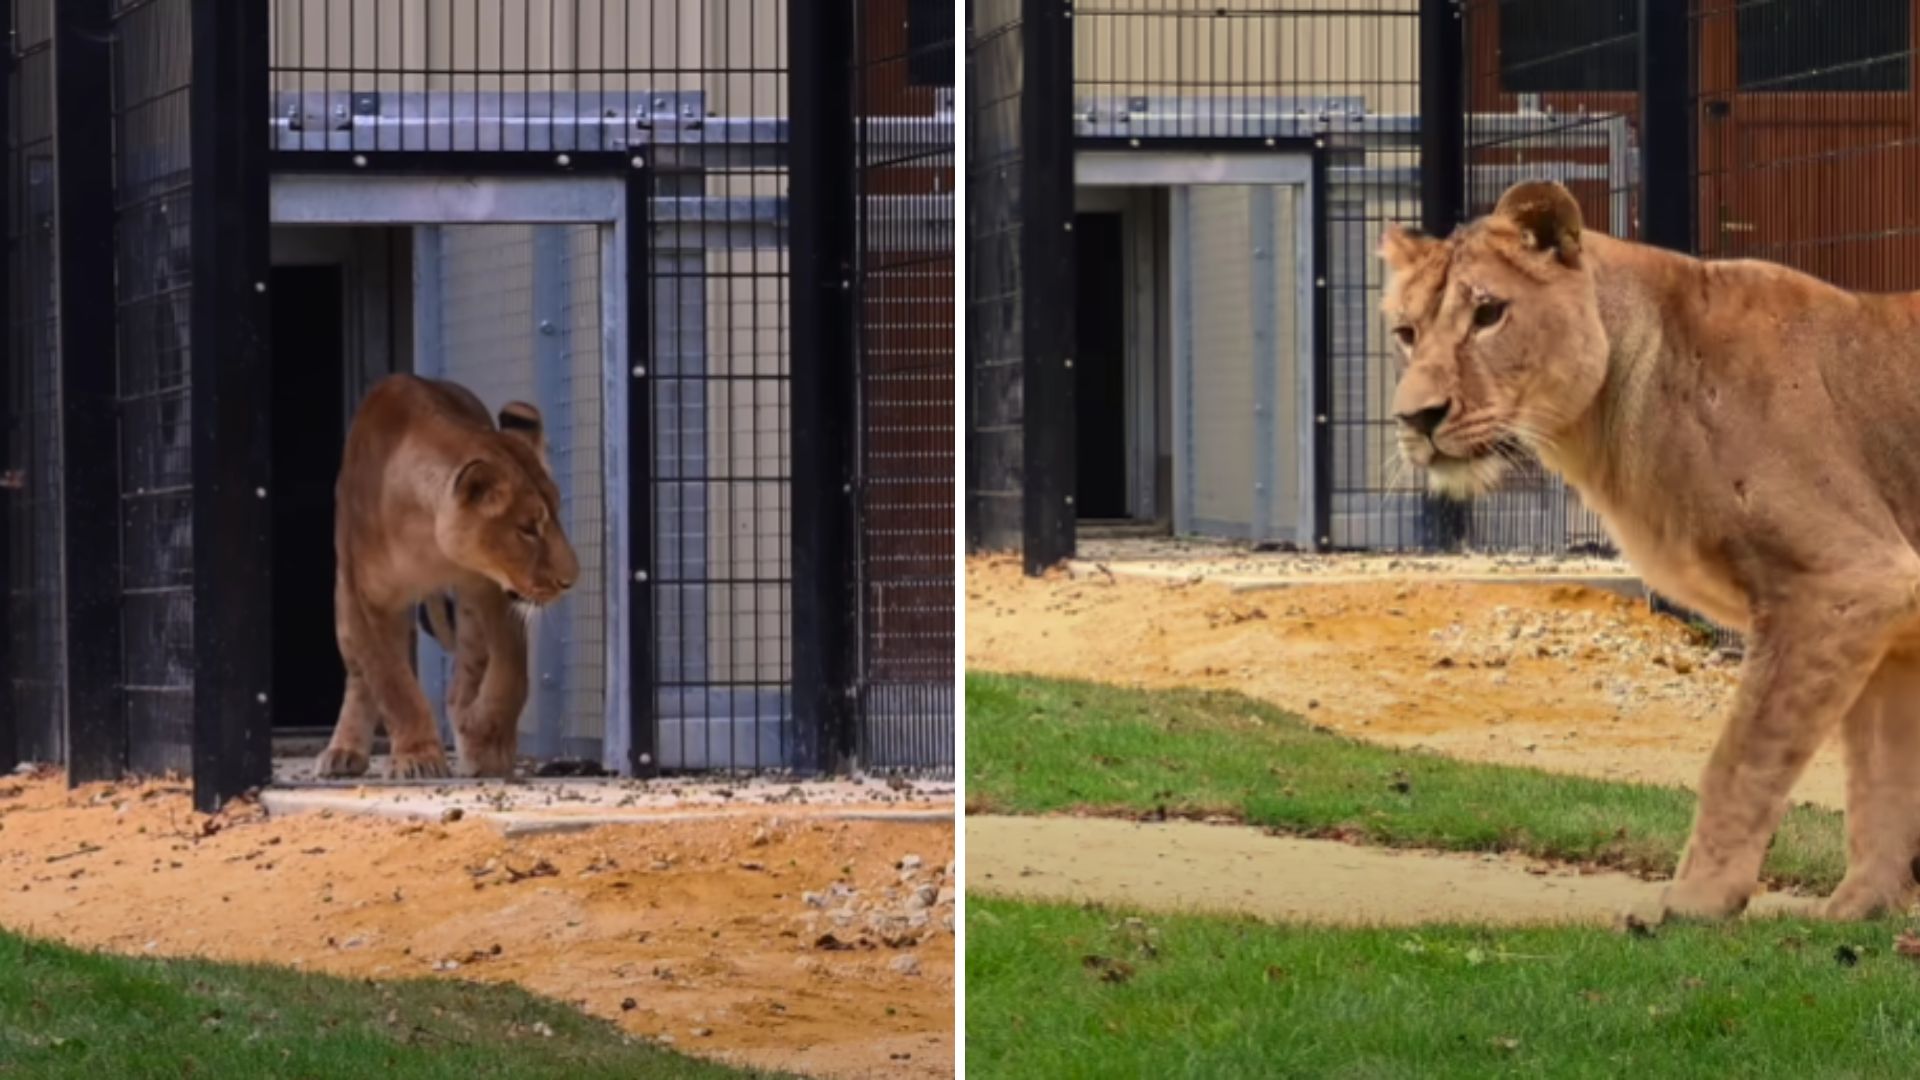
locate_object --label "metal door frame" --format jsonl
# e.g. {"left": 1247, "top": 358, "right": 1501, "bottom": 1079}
{"left": 267, "top": 168, "right": 645, "bottom": 776}
{"left": 1074, "top": 146, "right": 1324, "bottom": 548}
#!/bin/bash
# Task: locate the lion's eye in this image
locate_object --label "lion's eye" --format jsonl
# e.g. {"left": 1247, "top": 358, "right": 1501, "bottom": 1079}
{"left": 1392, "top": 325, "right": 1416, "bottom": 348}
{"left": 1472, "top": 299, "right": 1508, "bottom": 328}
{"left": 518, "top": 522, "right": 541, "bottom": 540}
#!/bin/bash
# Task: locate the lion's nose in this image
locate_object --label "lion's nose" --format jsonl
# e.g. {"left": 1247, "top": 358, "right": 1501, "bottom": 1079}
{"left": 1395, "top": 400, "right": 1451, "bottom": 438}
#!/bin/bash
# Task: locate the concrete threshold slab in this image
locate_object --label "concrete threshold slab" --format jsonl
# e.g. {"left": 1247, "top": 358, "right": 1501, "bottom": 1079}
{"left": 260, "top": 773, "right": 954, "bottom": 837}
{"left": 261, "top": 789, "right": 953, "bottom": 836}
{"left": 1067, "top": 559, "right": 1647, "bottom": 601}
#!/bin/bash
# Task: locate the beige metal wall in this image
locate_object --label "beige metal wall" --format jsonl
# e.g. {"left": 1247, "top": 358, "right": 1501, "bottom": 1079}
{"left": 270, "top": 0, "right": 782, "bottom": 107}
{"left": 1074, "top": 1, "right": 1418, "bottom": 116}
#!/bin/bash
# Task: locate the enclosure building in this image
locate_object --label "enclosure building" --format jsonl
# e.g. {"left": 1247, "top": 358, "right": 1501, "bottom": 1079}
{"left": 969, "top": 0, "right": 1910, "bottom": 572}
{"left": 5, "top": 0, "right": 956, "bottom": 810}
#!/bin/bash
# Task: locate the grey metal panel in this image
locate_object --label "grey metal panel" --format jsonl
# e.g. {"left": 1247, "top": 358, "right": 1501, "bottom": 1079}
{"left": 271, "top": 175, "right": 627, "bottom": 225}
{"left": 410, "top": 225, "right": 453, "bottom": 749}
{"left": 1077, "top": 151, "right": 1315, "bottom": 188}
{"left": 1250, "top": 187, "right": 1278, "bottom": 542}
{"left": 647, "top": 172, "right": 711, "bottom": 772}
{"left": 529, "top": 226, "right": 572, "bottom": 761}
{"left": 598, "top": 213, "right": 630, "bottom": 775}
{"left": 268, "top": 90, "right": 952, "bottom": 165}
{"left": 1170, "top": 187, "right": 1195, "bottom": 536}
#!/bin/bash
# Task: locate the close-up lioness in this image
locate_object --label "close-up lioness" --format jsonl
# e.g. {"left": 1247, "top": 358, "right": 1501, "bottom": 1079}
{"left": 318, "top": 374, "right": 579, "bottom": 781}
{"left": 1380, "top": 180, "right": 1920, "bottom": 922}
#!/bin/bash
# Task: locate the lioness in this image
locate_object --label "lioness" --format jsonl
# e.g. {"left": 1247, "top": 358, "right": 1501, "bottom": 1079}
{"left": 1380, "top": 180, "right": 1920, "bottom": 921}
{"left": 317, "top": 374, "right": 579, "bottom": 780}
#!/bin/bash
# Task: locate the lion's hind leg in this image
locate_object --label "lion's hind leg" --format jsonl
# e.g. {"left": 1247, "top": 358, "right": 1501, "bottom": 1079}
{"left": 317, "top": 570, "right": 376, "bottom": 778}
{"left": 1824, "top": 650, "right": 1920, "bottom": 920}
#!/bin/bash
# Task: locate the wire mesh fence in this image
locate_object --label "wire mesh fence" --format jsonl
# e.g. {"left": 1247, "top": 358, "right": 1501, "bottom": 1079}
{"left": 7, "top": 0, "right": 62, "bottom": 764}
{"left": 114, "top": 0, "right": 198, "bottom": 776}
{"left": 852, "top": 0, "right": 954, "bottom": 773}
{"left": 1454, "top": 0, "right": 1622, "bottom": 554}
{"left": 264, "top": 0, "right": 960, "bottom": 772}
{"left": 1691, "top": 0, "right": 1920, "bottom": 291}
{"left": 1067, "top": 2, "right": 1436, "bottom": 550}
{"left": 964, "top": 0, "right": 1029, "bottom": 553}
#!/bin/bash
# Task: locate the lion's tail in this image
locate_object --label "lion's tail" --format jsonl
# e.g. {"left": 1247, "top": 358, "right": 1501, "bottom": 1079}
{"left": 416, "top": 592, "right": 458, "bottom": 652}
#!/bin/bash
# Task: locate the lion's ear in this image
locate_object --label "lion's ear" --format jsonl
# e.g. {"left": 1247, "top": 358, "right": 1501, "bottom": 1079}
{"left": 1378, "top": 223, "right": 1438, "bottom": 271}
{"left": 497, "top": 401, "right": 546, "bottom": 456}
{"left": 1495, "top": 180, "right": 1584, "bottom": 264}
{"left": 454, "top": 458, "right": 510, "bottom": 514}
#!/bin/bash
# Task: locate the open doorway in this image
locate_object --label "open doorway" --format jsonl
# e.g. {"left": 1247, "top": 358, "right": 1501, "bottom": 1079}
{"left": 266, "top": 227, "right": 413, "bottom": 736}
{"left": 1071, "top": 187, "right": 1166, "bottom": 530}
{"left": 1074, "top": 211, "right": 1128, "bottom": 519}
{"left": 268, "top": 264, "right": 346, "bottom": 731}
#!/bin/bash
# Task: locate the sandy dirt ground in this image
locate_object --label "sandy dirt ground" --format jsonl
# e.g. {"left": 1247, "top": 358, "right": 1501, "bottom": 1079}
{"left": 0, "top": 769, "right": 954, "bottom": 1079}
{"left": 967, "top": 548, "right": 1848, "bottom": 810}
{"left": 967, "top": 815, "right": 1812, "bottom": 926}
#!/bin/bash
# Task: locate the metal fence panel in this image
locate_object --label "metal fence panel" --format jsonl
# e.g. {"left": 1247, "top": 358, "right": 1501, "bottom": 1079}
{"left": 7, "top": 0, "right": 60, "bottom": 765}
{"left": 853, "top": 0, "right": 954, "bottom": 773}
{"left": 269, "top": 2, "right": 812, "bottom": 774}
{"left": 1691, "top": 0, "right": 1920, "bottom": 291}
{"left": 966, "top": 0, "right": 1026, "bottom": 552}
{"left": 1455, "top": 0, "right": 1621, "bottom": 554}
{"left": 114, "top": 0, "right": 197, "bottom": 776}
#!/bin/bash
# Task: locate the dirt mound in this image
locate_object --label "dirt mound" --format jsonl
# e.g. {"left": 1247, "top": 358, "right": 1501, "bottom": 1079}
{"left": 967, "top": 815, "right": 1813, "bottom": 925}
{"left": 0, "top": 771, "right": 953, "bottom": 1079}
{"left": 966, "top": 553, "right": 1846, "bottom": 810}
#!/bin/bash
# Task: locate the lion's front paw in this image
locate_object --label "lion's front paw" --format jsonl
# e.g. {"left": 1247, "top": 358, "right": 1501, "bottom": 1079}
{"left": 314, "top": 746, "right": 371, "bottom": 778}
{"left": 456, "top": 744, "right": 517, "bottom": 779}
{"left": 387, "top": 747, "right": 452, "bottom": 780}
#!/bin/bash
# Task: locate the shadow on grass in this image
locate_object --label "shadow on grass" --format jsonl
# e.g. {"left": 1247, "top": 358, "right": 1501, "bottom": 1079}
{"left": 0, "top": 928, "right": 787, "bottom": 1079}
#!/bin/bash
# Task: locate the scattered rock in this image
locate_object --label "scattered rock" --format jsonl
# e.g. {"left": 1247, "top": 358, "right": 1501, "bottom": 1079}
{"left": 889, "top": 954, "right": 921, "bottom": 976}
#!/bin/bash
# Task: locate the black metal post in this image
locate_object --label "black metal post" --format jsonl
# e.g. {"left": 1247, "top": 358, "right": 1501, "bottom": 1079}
{"left": 1310, "top": 149, "right": 1334, "bottom": 552}
{"left": 188, "top": 0, "right": 273, "bottom": 812}
{"left": 625, "top": 166, "right": 658, "bottom": 778}
{"left": 54, "top": 0, "right": 125, "bottom": 784}
{"left": 0, "top": 0, "right": 12, "bottom": 775}
{"left": 1417, "top": 0, "right": 1469, "bottom": 553}
{"left": 787, "top": 0, "right": 860, "bottom": 772}
{"left": 1021, "top": 0, "right": 1075, "bottom": 575}
{"left": 1639, "top": 0, "right": 1693, "bottom": 252}
{"left": 1418, "top": 0, "right": 1466, "bottom": 238}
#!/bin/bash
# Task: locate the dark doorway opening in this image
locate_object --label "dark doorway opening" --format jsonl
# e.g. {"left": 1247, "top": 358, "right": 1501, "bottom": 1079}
{"left": 1073, "top": 211, "right": 1128, "bottom": 519}
{"left": 268, "top": 265, "right": 347, "bottom": 731}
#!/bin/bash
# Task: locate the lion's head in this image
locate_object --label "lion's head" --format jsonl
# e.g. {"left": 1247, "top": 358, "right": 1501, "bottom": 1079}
{"left": 1377, "top": 180, "right": 1610, "bottom": 499}
{"left": 435, "top": 402, "right": 580, "bottom": 608}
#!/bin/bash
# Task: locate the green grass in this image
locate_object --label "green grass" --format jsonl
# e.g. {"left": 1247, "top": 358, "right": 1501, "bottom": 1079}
{"left": 968, "top": 897, "right": 1920, "bottom": 1080}
{"left": 966, "top": 672, "right": 1845, "bottom": 891}
{"left": 0, "top": 928, "right": 782, "bottom": 1079}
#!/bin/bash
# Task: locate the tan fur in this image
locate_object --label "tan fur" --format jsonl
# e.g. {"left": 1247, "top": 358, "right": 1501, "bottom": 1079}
{"left": 316, "top": 374, "right": 579, "bottom": 781}
{"left": 1380, "top": 181, "right": 1920, "bottom": 922}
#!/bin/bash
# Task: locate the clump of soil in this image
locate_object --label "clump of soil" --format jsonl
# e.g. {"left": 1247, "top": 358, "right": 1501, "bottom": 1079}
{"left": 966, "top": 553, "right": 1844, "bottom": 809}
{"left": 0, "top": 770, "right": 954, "bottom": 1079}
